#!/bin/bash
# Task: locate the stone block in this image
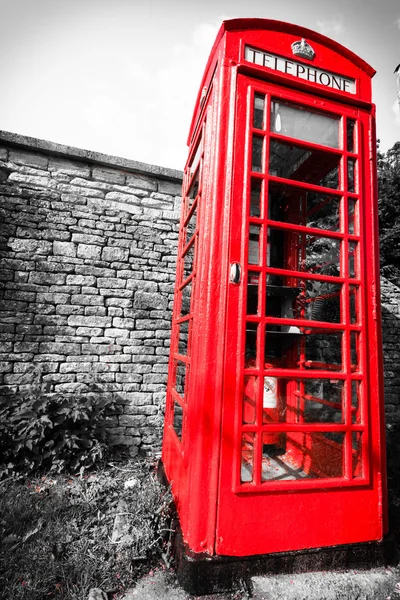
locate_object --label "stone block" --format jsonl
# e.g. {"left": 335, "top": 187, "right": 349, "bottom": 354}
{"left": 54, "top": 382, "right": 89, "bottom": 393}
{"left": 105, "top": 297, "right": 132, "bottom": 308}
{"left": 53, "top": 241, "right": 77, "bottom": 257}
{"left": 9, "top": 150, "right": 48, "bottom": 168}
{"left": 126, "top": 174, "right": 157, "bottom": 191}
{"left": 75, "top": 265, "right": 115, "bottom": 277}
{"left": 0, "top": 362, "right": 12, "bottom": 373}
{"left": 49, "top": 157, "right": 90, "bottom": 177}
{"left": 87, "top": 196, "right": 141, "bottom": 215}
{"left": 72, "top": 232, "right": 104, "bottom": 245}
{"left": 76, "top": 327, "right": 103, "bottom": 337}
{"left": 107, "top": 307, "right": 123, "bottom": 317}
{"left": 104, "top": 328, "right": 129, "bottom": 338}
{"left": 68, "top": 315, "right": 112, "bottom": 327}
{"left": 158, "top": 180, "right": 182, "bottom": 195}
{"left": 56, "top": 305, "right": 84, "bottom": 315}
{"left": 105, "top": 191, "right": 140, "bottom": 204}
{"left": 58, "top": 184, "right": 104, "bottom": 198}
{"left": 77, "top": 243, "right": 102, "bottom": 260}
{"left": 112, "top": 317, "right": 135, "bottom": 329}
{"left": 133, "top": 291, "right": 168, "bottom": 310}
{"left": 36, "top": 293, "right": 70, "bottom": 304}
{"left": 97, "top": 277, "right": 126, "bottom": 288}
{"left": 69, "top": 177, "right": 109, "bottom": 190}
{"left": 71, "top": 295, "right": 104, "bottom": 306}
{"left": 8, "top": 238, "right": 52, "bottom": 255}
{"left": 85, "top": 306, "right": 106, "bottom": 316}
{"left": 101, "top": 247, "right": 129, "bottom": 262}
{"left": 13, "top": 342, "right": 39, "bottom": 353}
{"left": 30, "top": 272, "right": 66, "bottom": 285}
{"left": 39, "top": 342, "right": 80, "bottom": 354}
{"left": 92, "top": 167, "right": 125, "bottom": 184}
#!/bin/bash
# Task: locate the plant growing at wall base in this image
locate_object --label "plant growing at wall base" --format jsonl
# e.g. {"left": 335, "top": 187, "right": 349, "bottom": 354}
{"left": 0, "top": 366, "right": 116, "bottom": 477}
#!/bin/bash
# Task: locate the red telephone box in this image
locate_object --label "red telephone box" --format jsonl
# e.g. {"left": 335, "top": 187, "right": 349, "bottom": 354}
{"left": 161, "top": 18, "right": 392, "bottom": 593}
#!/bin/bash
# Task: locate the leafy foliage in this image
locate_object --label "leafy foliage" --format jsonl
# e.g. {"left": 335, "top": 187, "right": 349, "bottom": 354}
{"left": 0, "top": 365, "right": 115, "bottom": 477}
{"left": 378, "top": 141, "right": 400, "bottom": 279}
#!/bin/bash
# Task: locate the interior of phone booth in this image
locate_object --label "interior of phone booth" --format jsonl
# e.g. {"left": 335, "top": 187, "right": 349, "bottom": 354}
{"left": 242, "top": 98, "right": 361, "bottom": 484}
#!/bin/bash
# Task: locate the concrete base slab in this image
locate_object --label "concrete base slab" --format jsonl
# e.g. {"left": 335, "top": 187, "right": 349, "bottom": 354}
{"left": 251, "top": 566, "right": 400, "bottom": 600}
{"left": 120, "top": 565, "right": 400, "bottom": 600}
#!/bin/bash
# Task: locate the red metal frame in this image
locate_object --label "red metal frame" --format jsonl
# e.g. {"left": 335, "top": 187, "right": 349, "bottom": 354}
{"left": 162, "top": 18, "right": 386, "bottom": 559}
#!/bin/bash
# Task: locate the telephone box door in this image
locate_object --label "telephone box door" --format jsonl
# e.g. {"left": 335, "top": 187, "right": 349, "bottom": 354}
{"left": 216, "top": 74, "right": 385, "bottom": 557}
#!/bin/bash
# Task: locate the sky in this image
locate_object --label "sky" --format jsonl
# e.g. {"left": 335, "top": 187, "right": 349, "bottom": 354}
{"left": 0, "top": 0, "right": 399, "bottom": 170}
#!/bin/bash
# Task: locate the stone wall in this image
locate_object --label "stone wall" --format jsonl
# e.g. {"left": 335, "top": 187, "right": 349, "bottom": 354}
{"left": 0, "top": 131, "right": 182, "bottom": 455}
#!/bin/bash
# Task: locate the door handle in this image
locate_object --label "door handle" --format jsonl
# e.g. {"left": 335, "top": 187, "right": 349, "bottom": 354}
{"left": 230, "top": 263, "right": 241, "bottom": 284}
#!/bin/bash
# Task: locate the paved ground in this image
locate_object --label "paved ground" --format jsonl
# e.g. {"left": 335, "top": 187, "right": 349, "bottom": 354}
{"left": 121, "top": 565, "right": 400, "bottom": 600}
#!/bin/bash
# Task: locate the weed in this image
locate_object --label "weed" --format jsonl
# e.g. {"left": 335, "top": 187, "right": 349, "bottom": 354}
{"left": 0, "top": 459, "right": 172, "bottom": 600}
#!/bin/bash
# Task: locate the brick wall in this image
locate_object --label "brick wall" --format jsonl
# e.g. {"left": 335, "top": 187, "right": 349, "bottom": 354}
{"left": 0, "top": 132, "right": 182, "bottom": 456}
{"left": 2, "top": 131, "right": 400, "bottom": 459}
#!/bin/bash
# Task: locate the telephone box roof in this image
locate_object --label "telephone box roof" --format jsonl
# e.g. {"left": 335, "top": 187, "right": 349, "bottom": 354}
{"left": 188, "top": 18, "right": 375, "bottom": 145}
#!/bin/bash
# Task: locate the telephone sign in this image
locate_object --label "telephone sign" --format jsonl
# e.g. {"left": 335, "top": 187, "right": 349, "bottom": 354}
{"left": 161, "top": 18, "right": 391, "bottom": 594}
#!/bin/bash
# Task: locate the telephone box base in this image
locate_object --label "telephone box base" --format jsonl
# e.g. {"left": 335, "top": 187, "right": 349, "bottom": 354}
{"left": 156, "top": 461, "right": 397, "bottom": 596}
{"left": 173, "top": 527, "right": 397, "bottom": 596}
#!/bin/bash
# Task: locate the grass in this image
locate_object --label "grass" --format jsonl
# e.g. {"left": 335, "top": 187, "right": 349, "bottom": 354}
{"left": 0, "top": 458, "right": 173, "bottom": 600}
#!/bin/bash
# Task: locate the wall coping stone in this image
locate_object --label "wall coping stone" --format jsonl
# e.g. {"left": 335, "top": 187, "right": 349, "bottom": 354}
{"left": 0, "top": 130, "right": 183, "bottom": 183}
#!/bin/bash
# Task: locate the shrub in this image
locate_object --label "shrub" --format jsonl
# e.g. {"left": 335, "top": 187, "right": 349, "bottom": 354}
{"left": 0, "top": 365, "right": 116, "bottom": 477}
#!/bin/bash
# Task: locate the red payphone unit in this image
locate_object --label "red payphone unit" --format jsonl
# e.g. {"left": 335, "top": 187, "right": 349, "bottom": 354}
{"left": 161, "top": 19, "right": 392, "bottom": 594}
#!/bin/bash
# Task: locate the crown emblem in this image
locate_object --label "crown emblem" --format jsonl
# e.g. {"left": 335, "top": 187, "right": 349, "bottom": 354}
{"left": 291, "top": 38, "right": 315, "bottom": 60}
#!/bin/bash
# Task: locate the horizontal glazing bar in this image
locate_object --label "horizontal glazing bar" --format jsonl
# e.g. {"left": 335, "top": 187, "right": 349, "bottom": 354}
{"left": 263, "top": 266, "right": 361, "bottom": 284}
{"left": 235, "top": 477, "right": 369, "bottom": 493}
{"left": 269, "top": 131, "right": 343, "bottom": 156}
{"left": 268, "top": 174, "right": 344, "bottom": 195}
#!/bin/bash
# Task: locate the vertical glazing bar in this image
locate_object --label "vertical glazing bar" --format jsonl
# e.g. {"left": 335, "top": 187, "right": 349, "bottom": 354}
{"left": 342, "top": 116, "right": 352, "bottom": 479}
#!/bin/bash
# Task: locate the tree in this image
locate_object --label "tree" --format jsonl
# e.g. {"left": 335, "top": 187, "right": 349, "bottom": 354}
{"left": 377, "top": 142, "right": 400, "bottom": 279}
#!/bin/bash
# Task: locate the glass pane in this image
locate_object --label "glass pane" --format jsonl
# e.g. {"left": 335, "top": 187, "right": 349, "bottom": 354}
{"left": 268, "top": 182, "right": 341, "bottom": 232}
{"left": 265, "top": 328, "right": 301, "bottom": 361}
{"left": 304, "top": 331, "right": 343, "bottom": 371}
{"left": 350, "top": 285, "right": 359, "bottom": 324}
{"left": 249, "top": 224, "right": 261, "bottom": 265}
{"left": 185, "top": 206, "right": 197, "bottom": 246}
{"left": 241, "top": 432, "right": 255, "bottom": 483}
{"left": 173, "top": 400, "right": 183, "bottom": 440}
{"left": 178, "top": 320, "right": 189, "bottom": 356}
{"left": 351, "top": 332, "right": 360, "bottom": 371}
{"left": 349, "top": 241, "right": 358, "bottom": 278}
{"left": 183, "top": 241, "right": 195, "bottom": 281}
{"left": 243, "top": 375, "right": 257, "bottom": 424}
{"left": 180, "top": 281, "right": 192, "bottom": 317}
{"left": 269, "top": 140, "right": 340, "bottom": 189}
{"left": 250, "top": 178, "right": 262, "bottom": 217}
{"left": 352, "top": 380, "right": 361, "bottom": 423}
{"left": 266, "top": 279, "right": 341, "bottom": 324}
{"left": 189, "top": 139, "right": 202, "bottom": 178}
{"left": 347, "top": 158, "right": 356, "bottom": 192}
{"left": 302, "top": 379, "right": 344, "bottom": 423}
{"left": 270, "top": 100, "right": 340, "bottom": 148}
{"left": 347, "top": 119, "right": 356, "bottom": 153}
{"left": 348, "top": 198, "right": 357, "bottom": 234}
{"left": 175, "top": 361, "right": 187, "bottom": 398}
{"left": 267, "top": 227, "right": 341, "bottom": 277}
{"left": 304, "top": 234, "right": 340, "bottom": 276}
{"left": 187, "top": 170, "right": 199, "bottom": 213}
{"left": 261, "top": 431, "right": 344, "bottom": 480}
{"left": 252, "top": 135, "right": 263, "bottom": 172}
{"left": 247, "top": 271, "right": 259, "bottom": 315}
{"left": 253, "top": 94, "right": 265, "bottom": 129}
{"left": 245, "top": 322, "right": 258, "bottom": 365}
{"left": 352, "top": 432, "right": 363, "bottom": 478}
